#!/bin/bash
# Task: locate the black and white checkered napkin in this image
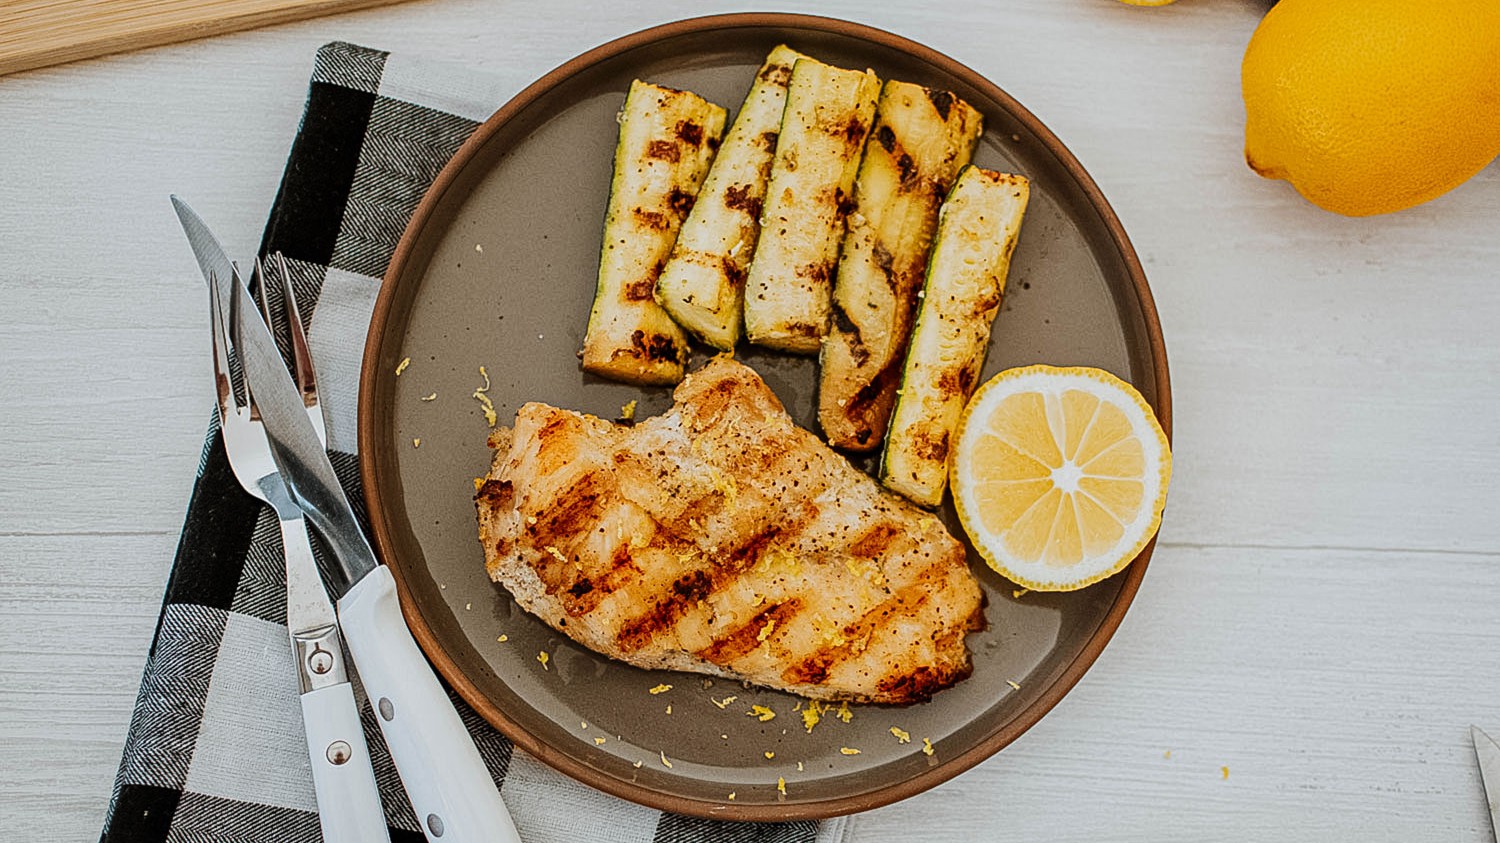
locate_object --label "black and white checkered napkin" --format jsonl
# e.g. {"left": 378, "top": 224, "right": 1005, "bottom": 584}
{"left": 101, "top": 41, "right": 847, "bottom": 843}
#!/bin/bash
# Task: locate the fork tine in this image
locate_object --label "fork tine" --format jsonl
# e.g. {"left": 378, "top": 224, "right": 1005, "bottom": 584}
{"left": 273, "top": 253, "right": 319, "bottom": 407}
{"left": 228, "top": 260, "right": 249, "bottom": 379}
{"left": 252, "top": 257, "right": 278, "bottom": 343}
{"left": 234, "top": 260, "right": 270, "bottom": 422}
{"left": 207, "top": 272, "right": 239, "bottom": 428}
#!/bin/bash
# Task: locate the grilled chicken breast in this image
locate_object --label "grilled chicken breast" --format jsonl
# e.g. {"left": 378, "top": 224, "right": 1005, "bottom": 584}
{"left": 475, "top": 357, "right": 983, "bottom": 703}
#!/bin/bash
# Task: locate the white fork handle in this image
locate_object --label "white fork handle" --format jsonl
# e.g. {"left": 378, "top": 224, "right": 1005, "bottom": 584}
{"left": 300, "top": 682, "right": 393, "bottom": 843}
{"left": 275, "top": 515, "right": 390, "bottom": 843}
{"left": 338, "top": 566, "right": 522, "bottom": 843}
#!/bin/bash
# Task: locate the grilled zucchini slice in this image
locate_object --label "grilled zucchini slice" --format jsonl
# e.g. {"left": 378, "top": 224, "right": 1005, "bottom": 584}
{"left": 581, "top": 80, "right": 727, "bottom": 385}
{"left": 881, "top": 166, "right": 1031, "bottom": 507}
{"left": 743, "top": 57, "right": 880, "bottom": 353}
{"left": 654, "top": 45, "right": 807, "bottom": 350}
{"left": 818, "top": 81, "right": 983, "bottom": 451}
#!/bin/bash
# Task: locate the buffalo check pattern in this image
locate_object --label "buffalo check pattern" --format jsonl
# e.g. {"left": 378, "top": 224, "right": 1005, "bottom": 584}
{"left": 101, "top": 42, "right": 847, "bottom": 843}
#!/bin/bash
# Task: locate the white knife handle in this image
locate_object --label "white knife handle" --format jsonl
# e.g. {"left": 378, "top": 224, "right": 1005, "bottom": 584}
{"left": 338, "top": 567, "right": 521, "bottom": 843}
{"left": 300, "top": 682, "right": 393, "bottom": 843}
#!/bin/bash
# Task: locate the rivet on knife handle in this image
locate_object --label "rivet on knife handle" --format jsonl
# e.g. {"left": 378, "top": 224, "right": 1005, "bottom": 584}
{"left": 339, "top": 567, "right": 523, "bottom": 843}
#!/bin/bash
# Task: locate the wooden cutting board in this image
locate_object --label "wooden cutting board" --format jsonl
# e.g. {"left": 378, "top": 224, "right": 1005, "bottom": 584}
{"left": 0, "top": 0, "right": 414, "bottom": 77}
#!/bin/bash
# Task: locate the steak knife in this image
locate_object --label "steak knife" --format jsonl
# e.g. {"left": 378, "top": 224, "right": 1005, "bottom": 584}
{"left": 1476, "top": 726, "right": 1499, "bottom": 840}
{"left": 175, "top": 201, "right": 522, "bottom": 843}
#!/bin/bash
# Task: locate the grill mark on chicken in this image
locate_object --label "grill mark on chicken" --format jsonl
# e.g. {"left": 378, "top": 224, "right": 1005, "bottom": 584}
{"left": 476, "top": 358, "right": 983, "bottom": 703}
{"left": 728, "top": 525, "right": 781, "bottom": 567}
{"left": 849, "top": 523, "right": 900, "bottom": 559}
{"left": 784, "top": 650, "right": 836, "bottom": 685}
{"left": 616, "top": 568, "right": 713, "bottom": 653}
{"left": 783, "top": 574, "right": 936, "bottom": 687}
{"left": 528, "top": 470, "right": 607, "bottom": 550}
{"left": 877, "top": 665, "right": 950, "bottom": 701}
{"left": 617, "top": 518, "right": 806, "bottom": 653}
{"left": 698, "top": 598, "right": 803, "bottom": 665}
{"left": 561, "top": 543, "right": 642, "bottom": 616}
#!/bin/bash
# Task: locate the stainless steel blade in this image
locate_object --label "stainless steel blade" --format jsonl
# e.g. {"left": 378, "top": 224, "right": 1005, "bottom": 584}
{"left": 174, "top": 198, "right": 377, "bottom": 595}
{"left": 1476, "top": 726, "right": 1500, "bottom": 838}
{"left": 172, "top": 196, "right": 236, "bottom": 295}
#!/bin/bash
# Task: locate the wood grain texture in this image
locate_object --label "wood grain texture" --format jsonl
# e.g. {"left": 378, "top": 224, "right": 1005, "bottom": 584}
{"left": 0, "top": 0, "right": 415, "bottom": 76}
{"left": 1, "top": 0, "right": 1497, "bottom": 839}
{"left": 849, "top": 544, "right": 1500, "bottom": 841}
{"left": 0, "top": 535, "right": 174, "bottom": 837}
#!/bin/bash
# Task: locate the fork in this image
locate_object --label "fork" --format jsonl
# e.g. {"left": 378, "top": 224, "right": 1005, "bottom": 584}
{"left": 208, "top": 257, "right": 391, "bottom": 843}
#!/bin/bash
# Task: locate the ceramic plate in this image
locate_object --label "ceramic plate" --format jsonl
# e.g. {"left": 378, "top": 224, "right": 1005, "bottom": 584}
{"left": 360, "top": 13, "right": 1170, "bottom": 820}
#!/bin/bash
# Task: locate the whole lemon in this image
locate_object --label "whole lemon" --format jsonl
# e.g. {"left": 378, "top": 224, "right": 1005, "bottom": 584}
{"left": 1242, "top": 0, "right": 1500, "bottom": 216}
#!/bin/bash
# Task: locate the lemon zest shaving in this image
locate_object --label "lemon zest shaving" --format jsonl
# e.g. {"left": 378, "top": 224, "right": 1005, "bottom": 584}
{"left": 648, "top": 684, "right": 673, "bottom": 695}
{"left": 747, "top": 705, "right": 776, "bottom": 722}
{"left": 839, "top": 747, "right": 860, "bottom": 755}
{"left": 395, "top": 357, "right": 411, "bottom": 376}
{"left": 801, "top": 700, "right": 824, "bottom": 733}
{"left": 843, "top": 558, "right": 888, "bottom": 587}
{"left": 711, "top": 470, "right": 737, "bottom": 503}
{"left": 890, "top": 727, "right": 911, "bottom": 744}
{"left": 811, "top": 615, "right": 848, "bottom": 648}
{"left": 536, "top": 651, "right": 549, "bottom": 670}
{"left": 472, "top": 390, "right": 497, "bottom": 427}
{"left": 472, "top": 366, "right": 496, "bottom": 426}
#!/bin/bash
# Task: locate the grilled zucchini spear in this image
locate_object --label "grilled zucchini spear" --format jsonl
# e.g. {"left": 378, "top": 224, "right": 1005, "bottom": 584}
{"left": 655, "top": 45, "right": 807, "bottom": 350}
{"left": 743, "top": 58, "right": 880, "bottom": 353}
{"left": 818, "top": 81, "right": 983, "bottom": 451}
{"left": 881, "top": 166, "right": 1031, "bottom": 508}
{"left": 581, "top": 80, "right": 727, "bottom": 385}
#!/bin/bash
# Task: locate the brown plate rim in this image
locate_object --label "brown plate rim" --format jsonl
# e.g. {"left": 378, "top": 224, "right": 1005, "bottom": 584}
{"left": 360, "top": 12, "right": 1172, "bottom": 821}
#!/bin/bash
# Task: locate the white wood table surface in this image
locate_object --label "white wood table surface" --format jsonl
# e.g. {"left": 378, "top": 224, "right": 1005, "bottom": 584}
{"left": 3, "top": 1, "right": 1498, "bottom": 840}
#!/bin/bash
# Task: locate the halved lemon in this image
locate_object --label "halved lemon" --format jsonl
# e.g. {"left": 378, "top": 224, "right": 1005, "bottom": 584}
{"left": 950, "top": 365, "right": 1171, "bottom": 591}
